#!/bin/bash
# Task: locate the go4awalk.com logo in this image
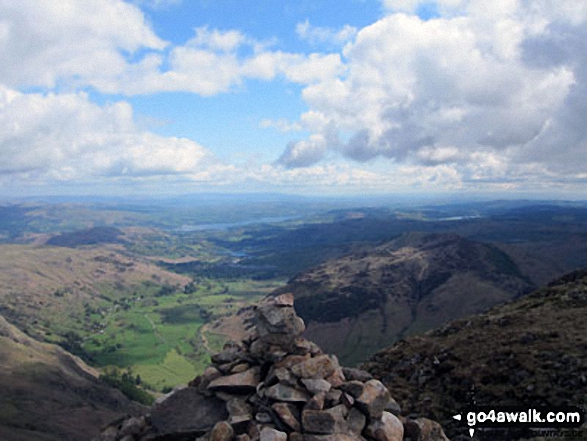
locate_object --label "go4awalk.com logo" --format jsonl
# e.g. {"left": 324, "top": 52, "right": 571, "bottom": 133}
{"left": 452, "top": 406, "right": 584, "bottom": 438}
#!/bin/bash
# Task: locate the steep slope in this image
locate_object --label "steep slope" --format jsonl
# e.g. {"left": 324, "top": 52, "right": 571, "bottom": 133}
{"left": 362, "top": 270, "right": 587, "bottom": 439}
{"left": 0, "top": 315, "right": 145, "bottom": 441}
{"left": 277, "top": 233, "right": 534, "bottom": 365}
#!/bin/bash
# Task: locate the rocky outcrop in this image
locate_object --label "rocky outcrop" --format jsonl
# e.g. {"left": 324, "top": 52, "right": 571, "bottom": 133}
{"left": 94, "top": 294, "right": 449, "bottom": 441}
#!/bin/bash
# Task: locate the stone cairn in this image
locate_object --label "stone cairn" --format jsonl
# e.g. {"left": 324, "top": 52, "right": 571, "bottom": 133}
{"left": 94, "top": 294, "right": 449, "bottom": 441}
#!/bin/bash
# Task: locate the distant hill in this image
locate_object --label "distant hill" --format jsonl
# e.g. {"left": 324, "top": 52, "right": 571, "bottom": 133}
{"left": 46, "top": 226, "right": 124, "bottom": 247}
{"left": 276, "top": 232, "right": 534, "bottom": 365}
{"left": 0, "top": 315, "right": 145, "bottom": 441}
{"left": 362, "top": 269, "right": 587, "bottom": 440}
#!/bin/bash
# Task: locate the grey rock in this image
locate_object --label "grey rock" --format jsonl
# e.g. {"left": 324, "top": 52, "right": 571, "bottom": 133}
{"left": 266, "top": 383, "right": 309, "bottom": 402}
{"left": 302, "top": 406, "right": 348, "bottom": 434}
{"left": 210, "top": 421, "right": 234, "bottom": 441}
{"left": 119, "top": 416, "right": 145, "bottom": 438}
{"left": 342, "top": 367, "right": 373, "bottom": 382}
{"left": 272, "top": 402, "right": 301, "bottom": 432}
{"left": 260, "top": 427, "right": 288, "bottom": 441}
{"left": 346, "top": 407, "right": 366, "bottom": 435}
{"left": 301, "top": 379, "right": 332, "bottom": 395}
{"left": 208, "top": 366, "right": 260, "bottom": 393}
{"left": 355, "top": 379, "right": 391, "bottom": 419}
{"left": 150, "top": 387, "right": 228, "bottom": 438}
{"left": 364, "top": 411, "right": 403, "bottom": 441}
{"left": 291, "top": 355, "right": 338, "bottom": 380}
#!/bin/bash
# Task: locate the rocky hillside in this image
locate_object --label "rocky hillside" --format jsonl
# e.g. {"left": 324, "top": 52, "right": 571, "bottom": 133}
{"left": 276, "top": 233, "right": 533, "bottom": 365}
{"left": 95, "top": 294, "right": 449, "bottom": 441}
{"left": 362, "top": 269, "right": 587, "bottom": 440}
{"left": 0, "top": 315, "right": 145, "bottom": 441}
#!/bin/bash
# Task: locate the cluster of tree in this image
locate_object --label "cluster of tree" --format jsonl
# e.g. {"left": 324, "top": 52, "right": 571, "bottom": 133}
{"left": 99, "top": 367, "right": 154, "bottom": 405}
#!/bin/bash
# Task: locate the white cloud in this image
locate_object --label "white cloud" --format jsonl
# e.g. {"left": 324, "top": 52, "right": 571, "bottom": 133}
{"left": 0, "top": 86, "right": 225, "bottom": 183}
{"left": 277, "top": 0, "right": 587, "bottom": 192}
{"left": 0, "top": 0, "right": 166, "bottom": 90}
{"left": 296, "top": 20, "right": 357, "bottom": 47}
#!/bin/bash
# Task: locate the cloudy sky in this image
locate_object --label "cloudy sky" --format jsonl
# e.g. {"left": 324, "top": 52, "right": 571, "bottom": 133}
{"left": 1, "top": 0, "right": 586, "bottom": 198}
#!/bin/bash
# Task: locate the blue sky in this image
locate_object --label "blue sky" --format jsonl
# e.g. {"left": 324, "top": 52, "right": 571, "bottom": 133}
{"left": 1, "top": 0, "right": 587, "bottom": 198}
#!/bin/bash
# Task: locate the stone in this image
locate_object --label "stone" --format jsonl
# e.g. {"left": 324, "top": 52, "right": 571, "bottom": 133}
{"left": 304, "top": 391, "right": 326, "bottom": 411}
{"left": 266, "top": 383, "right": 309, "bottom": 402}
{"left": 364, "top": 412, "right": 404, "bottom": 441}
{"left": 273, "top": 293, "right": 295, "bottom": 306}
{"left": 340, "top": 381, "right": 364, "bottom": 398}
{"left": 291, "top": 355, "right": 338, "bottom": 379}
{"left": 293, "top": 338, "right": 323, "bottom": 356}
{"left": 341, "top": 392, "right": 354, "bottom": 408}
{"left": 274, "top": 367, "right": 299, "bottom": 387}
{"left": 260, "top": 427, "right": 288, "bottom": 441}
{"left": 150, "top": 387, "right": 228, "bottom": 438}
{"left": 274, "top": 354, "right": 311, "bottom": 369}
{"left": 212, "top": 347, "right": 243, "bottom": 365}
{"left": 303, "top": 434, "right": 367, "bottom": 441}
{"left": 346, "top": 407, "right": 367, "bottom": 435}
{"left": 118, "top": 416, "right": 145, "bottom": 438}
{"left": 227, "top": 398, "right": 253, "bottom": 425}
{"left": 355, "top": 379, "right": 391, "bottom": 419}
{"left": 256, "top": 412, "right": 273, "bottom": 423}
{"left": 301, "top": 379, "right": 332, "bottom": 395}
{"left": 324, "top": 389, "right": 342, "bottom": 407}
{"left": 119, "top": 436, "right": 134, "bottom": 441}
{"left": 342, "top": 367, "right": 373, "bottom": 382}
{"left": 289, "top": 433, "right": 304, "bottom": 441}
{"left": 210, "top": 421, "right": 234, "bottom": 441}
{"left": 208, "top": 367, "right": 260, "bottom": 393}
{"left": 236, "top": 435, "right": 251, "bottom": 441}
{"left": 272, "top": 402, "right": 302, "bottom": 432}
{"left": 302, "top": 406, "right": 348, "bottom": 434}
{"left": 402, "top": 417, "right": 450, "bottom": 441}
{"left": 256, "top": 302, "right": 305, "bottom": 346}
{"left": 325, "top": 368, "right": 345, "bottom": 387}
{"left": 94, "top": 426, "right": 118, "bottom": 441}
{"left": 384, "top": 397, "right": 401, "bottom": 416}
{"left": 231, "top": 363, "right": 251, "bottom": 374}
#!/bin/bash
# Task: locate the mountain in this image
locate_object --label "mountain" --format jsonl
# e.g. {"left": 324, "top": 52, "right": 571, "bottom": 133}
{"left": 276, "top": 233, "right": 534, "bottom": 365}
{"left": 362, "top": 269, "right": 587, "bottom": 440}
{"left": 0, "top": 314, "right": 145, "bottom": 441}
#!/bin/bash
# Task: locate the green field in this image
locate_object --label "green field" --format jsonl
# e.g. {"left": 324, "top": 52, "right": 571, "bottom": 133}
{"left": 82, "top": 278, "right": 272, "bottom": 391}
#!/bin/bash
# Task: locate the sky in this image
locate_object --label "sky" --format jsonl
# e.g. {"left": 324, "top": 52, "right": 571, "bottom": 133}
{"left": 1, "top": 0, "right": 587, "bottom": 198}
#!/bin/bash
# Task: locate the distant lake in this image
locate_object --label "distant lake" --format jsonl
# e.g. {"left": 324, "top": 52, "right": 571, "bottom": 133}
{"left": 177, "top": 215, "right": 299, "bottom": 231}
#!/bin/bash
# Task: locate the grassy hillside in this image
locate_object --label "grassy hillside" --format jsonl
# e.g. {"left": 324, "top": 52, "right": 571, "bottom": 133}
{"left": 362, "top": 270, "right": 587, "bottom": 440}
{"left": 0, "top": 315, "right": 145, "bottom": 441}
{"left": 277, "top": 233, "right": 534, "bottom": 365}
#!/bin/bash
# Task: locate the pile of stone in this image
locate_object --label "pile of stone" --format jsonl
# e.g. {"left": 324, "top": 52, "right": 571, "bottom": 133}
{"left": 94, "top": 294, "right": 448, "bottom": 441}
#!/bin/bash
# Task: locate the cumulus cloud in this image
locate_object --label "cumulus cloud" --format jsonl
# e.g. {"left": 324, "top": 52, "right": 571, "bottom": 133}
{"left": 277, "top": 0, "right": 587, "bottom": 190}
{"left": 0, "top": 0, "right": 166, "bottom": 90}
{"left": 0, "top": 86, "right": 226, "bottom": 183}
{"left": 296, "top": 20, "right": 357, "bottom": 47}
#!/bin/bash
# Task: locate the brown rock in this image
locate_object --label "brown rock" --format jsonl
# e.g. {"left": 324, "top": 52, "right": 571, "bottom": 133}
{"left": 355, "top": 379, "right": 391, "bottom": 419}
{"left": 274, "top": 354, "right": 311, "bottom": 369}
{"left": 273, "top": 293, "right": 295, "bottom": 307}
{"left": 402, "top": 417, "right": 450, "bottom": 441}
{"left": 324, "top": 389, "right": 342, "bottom": 407}
{"left": 301, "top": 379, "right": 331, "bottom": 395}
{"left": 303, "top": 434, "right": 366, "bottom": 441}
{"left": 325, "top": 368, "right": 345, "bottom": 387}
{"left": 119, "top": 416, "right": 145, "bottom": 438}
{"left": 259, "top": 427, "right": 287, "bottom": 441}
{"left": 210, "top": 421, "right": 234, "bottom": 441}
{"left": 227, "top": 398, "right": 253, "bottom": 426}
{"left": 340, "top": 381, "right": 364, "bottom": 398}
{"left": 271, "top": 402, "right": 301, "bottom": 432}
{"left": 346, "top": 407, "right": 366, "bottom": 435}
{"left": 291, "top": 355, "right": 338, "bottom": 379}
{"left": 341, "top": 367, "right": 373, "bottom": 382}
{"left": 150, "top": 387, "right": 228, "bottom": 438}
{"left": 365, "top": 412, "right": 403, "bottom": 441}
{"left": 208, "top": 367, "right": 260, "bottom": 393}
{"left": 235, "top": 435, "right": 251, "bottom": 441}
{"left": 256, "top": 302, "right": 305, "bottom": 345}
{"left": 302, "top": 406, "right": 348, "bottom": 434}
{"left": 304, "top": 391, "right": 326, "bottom": 411}
{"left": 266, "top": 384, "right": 309, "bottom": 402}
